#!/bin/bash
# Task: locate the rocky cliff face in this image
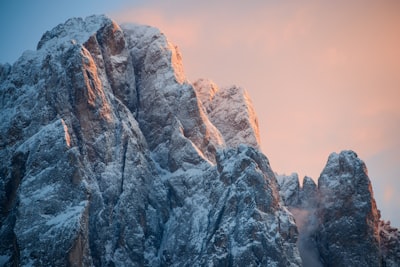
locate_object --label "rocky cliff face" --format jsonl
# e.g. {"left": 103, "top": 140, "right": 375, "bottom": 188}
{"left": 0, "top": 15, "right": 398, "bottom": 267}
{"left": 316, "top": 151, "right": 381, "bottom": 266}
{"left": 193, "top": 78, "right": 260, "bottom": 149}
{"left": 0, "top": 15, "right": 300, "bottom": 266}
{"left": 278, "top": 151, "right": 400, "bottom": 267}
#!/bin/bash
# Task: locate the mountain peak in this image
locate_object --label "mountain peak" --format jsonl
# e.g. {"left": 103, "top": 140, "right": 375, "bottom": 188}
{"left": 37, "top": 15, "right": 112, "bottom": 50}
{"left": 0, "top": 15, "right": 398, "bottom": 266}
{"left": 193, "top": 78, "right": 261, "bottom": 148}
{"left": 0, "top": 15, "right": 288, "bottom": 266}
{"left": 316, "top": 150, "right": 381, "bottom": 266}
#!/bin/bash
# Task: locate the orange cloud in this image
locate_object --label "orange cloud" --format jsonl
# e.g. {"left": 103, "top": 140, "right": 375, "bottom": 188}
{"left": 384, "top": 186, "right": 394, "bottom": 204}
{"left": 112, "top": 7, "right": 201, "bottom": 48}
{"left": 111, "top": 1, "right": 400, "bottom": 184}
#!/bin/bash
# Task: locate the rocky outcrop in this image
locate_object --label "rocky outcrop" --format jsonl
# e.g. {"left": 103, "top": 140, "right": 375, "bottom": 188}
{"left": 277, "top": 174, "right": 321, "bottom": 266}
{"left": 122, "top": 25, "right": 225, "bottom": 171}
{"left": 0, "top": 14, "right": 398, "bottom": 267}
{"left": 278, "top": 151, "right": 400, "bottom": 267}
{"left": 317, "top": 151, "right": 381, "bottom": 266}
{"left": 159, "top": 145, "right": 301, "bottom": 266}
{"left": 379, "top": 220, "right": 400, "bottom": 266}
{"left": 0, "top": 15, "right": 299, "bottom": 266}
{"left": 277, "top": 173, "right": 301, "bottom": 207}
{"left": 193, "top": 78, "right": 260, "bottom": 149}
{"left": 0, "top": 15, "right": 169, "bottom": 266}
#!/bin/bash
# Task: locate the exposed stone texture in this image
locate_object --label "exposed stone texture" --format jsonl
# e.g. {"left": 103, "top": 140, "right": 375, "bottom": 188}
{"left": 193, "top": 78, "right": 261, "bottom": 149}
{"left": 1, "top": 14, "right": 399, "bottom": 267}
{"left": 379, "top": 220, "right": 400, "bottom": 266}
{"left": 205, "top": 146, "right": 300, "bottom": 266}
{"left": 278, "top": 151, "right": 400, "bottom": 267}
{"left": 277, "top": 173, "right": 301, "bottom": 207}
{"left": 122, "top": 25, "right": 224, "bottom": 172}
{"left": 277, "top": 174, "right": 322, "bottom": 266}
{"left": 0, "top": 15, "right": 300, "bottom": 266}
{"left": 0, "top": 15, "right": 169, "bottom": 266}
{"left": 158, "top": 146, "right": 301, "bottom": 266}
{"left": 316, "top": 151, "right": 381, "bottom": 266}
{"left": 299, "top": 176, "right": 318, "bottom": 208}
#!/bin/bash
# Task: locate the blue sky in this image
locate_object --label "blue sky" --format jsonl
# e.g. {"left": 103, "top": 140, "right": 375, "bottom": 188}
{"left": 0, "top": 0, "right": 139, "bottom": 63}
{"left": 1, "top": 0, "right": 399, "bottom": 227}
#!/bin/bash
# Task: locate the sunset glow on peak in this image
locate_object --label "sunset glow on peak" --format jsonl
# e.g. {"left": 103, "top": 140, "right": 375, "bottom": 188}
{"left": 0, "top": 0, "right": 399, "bottom": 227}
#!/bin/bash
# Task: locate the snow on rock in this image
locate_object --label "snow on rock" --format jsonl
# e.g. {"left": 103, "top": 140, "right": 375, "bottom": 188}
{"left": 194, "top": 145, "right": 301, "bottom": 266}
{"left": 0, "top": 15, "right": 300, "bottom": 266}
{"left": 37, "top": 15, "right": 111, "bottom": 51}
{"left": 122, "top": 25, "right": 224, "bottom": 171}
{"left": 193, "top": 78, "right": 261, "bottom": 149}
{"left": 379, "top": 220, "right": 400, "bottom": 266}
{"left": 148, "top": 146, "right": 302, "bottom": 266}
{"left": 192, "top": 78, "right": 219, "bottom": 113}
{"left": 316, "top": 150, "right": 382, "bottom": 266}
{"left": 276, "top": 173, "right": 301, "bottom": 207}
{"left": 277, "top": 151, "right": 400, "bottom": 266}
{"left": 299, "top": 176, "right": 318, "bottom": 207}
{"left": 277, "top": 173, "right": 322, "bottom": 266}
{"left": 0, "top": 15, "right": 166, "bottom": 266}
{"left": 1, "top": 14, "right": 399, "bottom": 267}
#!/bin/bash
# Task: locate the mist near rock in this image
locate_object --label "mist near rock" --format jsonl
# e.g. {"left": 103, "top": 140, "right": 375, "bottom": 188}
{"left": 0, "top": 14, "right": 399, "bottom": 266}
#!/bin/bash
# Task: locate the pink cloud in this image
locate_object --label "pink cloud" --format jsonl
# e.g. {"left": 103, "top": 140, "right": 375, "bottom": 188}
{"left": 113, "top": 7, "right": 201, "bottom": 48}
{"left": 111, "top": 2, "right": 400, "bottom": 223}
{"left": 384, "top": 186, "right": 394, "bottom": 204}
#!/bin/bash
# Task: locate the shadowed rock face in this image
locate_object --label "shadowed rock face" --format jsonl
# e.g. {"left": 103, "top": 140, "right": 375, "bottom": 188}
{"left": 316, "top": 151, "right": 381, "bottom": 266}
{"left": 277, "top": 173, "right": 322, "bottom": 267}
{"left": 0, "top": 15, "right": 300, "bottom": 266}
{"left": 158, "top": 145, "right": 301, "bottom": 266}
{"left": 278, "top": 151, "right": 400, "bottom": 267}
{"left": 1, "top": 14, "right": 398, "bottom": 267}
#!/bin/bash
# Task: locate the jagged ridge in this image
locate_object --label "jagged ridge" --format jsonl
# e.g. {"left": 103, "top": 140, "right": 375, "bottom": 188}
{"left": 278, "top": 151, "right": 400, "bottom": 266}
{"left": 0, "top": 14, "right": 398, "bottom": 267}
{"left": 0, "top": 15, "right": 299, "bottom": 266}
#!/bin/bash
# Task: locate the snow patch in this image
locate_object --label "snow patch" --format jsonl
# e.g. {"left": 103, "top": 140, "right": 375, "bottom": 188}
{"left": 45, "top": 201, "right": 87, "bottom": 228}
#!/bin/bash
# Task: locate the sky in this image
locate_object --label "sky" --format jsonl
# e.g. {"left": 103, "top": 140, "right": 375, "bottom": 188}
{"left": 0, "top": 1, "right": 399, "bottom": 226}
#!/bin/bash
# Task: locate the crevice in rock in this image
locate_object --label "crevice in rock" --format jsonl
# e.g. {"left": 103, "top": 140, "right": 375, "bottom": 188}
{"left": 5, "top": 151, "right": 28, "bottom": 215}
{"left": 206, "top": 187, "right": 230, "bottom": 247}
{"left": 0, "top": 151, "right": 28, "bottom": 266}
{"left": 120, "top": 139, "right": 128, "bottom": 195}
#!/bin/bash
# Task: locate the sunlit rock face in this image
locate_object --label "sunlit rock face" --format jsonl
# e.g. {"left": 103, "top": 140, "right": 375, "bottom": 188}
{"left": 0, "top": 15, "right": 300, "bottom": 266}
{"left": 193, "top": 78, "right": 261, "bottom": 149}
{"left": 1, "top": 14, "right": 399, "bottom": 267}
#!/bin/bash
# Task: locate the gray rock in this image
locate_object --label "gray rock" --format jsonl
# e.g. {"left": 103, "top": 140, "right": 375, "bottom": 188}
{"left": 299, "top": 176, "right": 318, "bottom": 208}
{"left": 0, "top": 15, "right": 169, "bottom": 266}
{"left": 277, "top": 151, "right": 400, "bottom": 267}
{"left": 1, "top": 14, "right": 398, "bottom": 267}
{"left": 379, "top": 220, "right": 400, "bottom": 266}
{"left": 158, "top": 146, "right": 301, "bottom": 266}
{"left": 277, "top": 173, "right": 301, "bottom": 207}
{"left": 122, "top": 25, "right": 224, "bottom": 172}
{"left": 193, "top": 78, "right": 261, "bottom": 148}
{"left": 316, "top": 151, "right": 381, "bottom": 266}
{"left": 0, "top": 15, "right": 301, "bottom": 266}
{"left": 277, "top": 174, "right": 322, "bottom": 266}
